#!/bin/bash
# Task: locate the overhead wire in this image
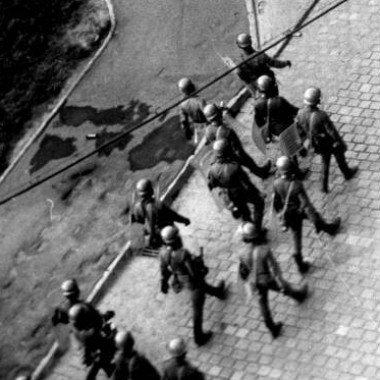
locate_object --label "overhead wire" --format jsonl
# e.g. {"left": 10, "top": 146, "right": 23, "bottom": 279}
{"left": 0, "top": 0, "right": 348, "bottom": 206}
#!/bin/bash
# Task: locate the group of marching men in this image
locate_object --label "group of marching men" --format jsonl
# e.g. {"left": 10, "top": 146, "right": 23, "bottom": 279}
{"left": 16, "top": 33, "right": 359, "bottom": 380}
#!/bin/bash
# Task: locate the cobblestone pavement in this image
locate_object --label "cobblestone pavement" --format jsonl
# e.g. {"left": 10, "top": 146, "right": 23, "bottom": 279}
{"left": 46, "top": 1, "right": 380, "bottom": 379}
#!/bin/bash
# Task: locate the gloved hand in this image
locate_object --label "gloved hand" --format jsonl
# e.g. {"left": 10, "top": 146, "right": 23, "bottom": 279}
{"left": 161, "top": 280, "right": 169, "bottom": 294}
{"left": 184, "top": 218, "right": 191, "bottom": 226}
{"left": 286, "top": 60, "right": 292, "bottom": 68}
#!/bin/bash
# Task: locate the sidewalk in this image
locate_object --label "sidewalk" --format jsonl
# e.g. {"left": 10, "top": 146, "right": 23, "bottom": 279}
{"left": 46, "top": 1, "right": 380, "bottom": 379}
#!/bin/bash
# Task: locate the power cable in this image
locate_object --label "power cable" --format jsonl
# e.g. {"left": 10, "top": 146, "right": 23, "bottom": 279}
{"left": 0, "top": 0, "right": 348, "bottom": 206}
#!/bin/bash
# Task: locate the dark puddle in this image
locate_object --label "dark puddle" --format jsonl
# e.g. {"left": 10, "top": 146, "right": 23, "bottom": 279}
{"left": 59, "top": 100, "right": 151, "bottom": 127}
{"left": 95, "top": 129, "right": 133, "bottom": 157}
{"left": 128, "top": 115, "right": 195, "bottom": 171}
{"left": 30, "top": 134, "right": 76, "bottom": 173}
{"left": 31, "top": 100, "right": 154, "bottom": 173}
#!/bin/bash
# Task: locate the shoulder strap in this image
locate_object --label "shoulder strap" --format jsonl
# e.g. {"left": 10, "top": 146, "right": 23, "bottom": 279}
{"left": 266, "top": 98, "right": 272, "bottom": 136}
{"left": 308, "top": 110, "right": 318, "bottom": 140}
{"left": 282, "top": 180, "right": 295, "bottom": 214}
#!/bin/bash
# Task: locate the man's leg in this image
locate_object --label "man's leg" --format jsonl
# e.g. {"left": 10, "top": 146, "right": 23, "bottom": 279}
{"left": 257, "top": 281, "right": 283, "bottom": 338}
{"left": 191, "top": 289, "right": 212, "bottom": 346}
{"left": 313, "top": 212, "right": 341, "bottom": 236}
{"left": 86, "top": 362, "right": 101, "bottom": 380}
{"left": 290, "top": 217, "right": 310, "bottom": 274}
{"left": 281, "top": 279, "right": 308, "bottom": 303}
{"left": 203, "top": 280, "right": 226, "bottom": 300}
{"left": 334, "top": 148, "right": 358, "bottom": 180}
{"left": 321, "top": 152, "right": 331, "bottom": 193}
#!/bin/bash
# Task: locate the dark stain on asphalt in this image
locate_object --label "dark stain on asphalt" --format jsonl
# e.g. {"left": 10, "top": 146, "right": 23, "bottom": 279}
{"left": 128, "top": 115, "right": 195, "bottom": 171}
{"left": 30, "top": 134, "right": 76, "bottom": 173}
{"left": 58, "top": 100, "right": 151, "bottom": 127}
{"left": 95, "top": 129, "right": 133, "bottom": 157}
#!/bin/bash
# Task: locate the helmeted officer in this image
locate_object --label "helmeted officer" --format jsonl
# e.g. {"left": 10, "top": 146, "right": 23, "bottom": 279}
{"left": 296, "top": 87, "right": 358, "bottom": 193}
{"left": 254, "top": 75, "right": 299, "bottom": 140}
{"left": 162, "top": 338, "right": 205, "bottom": 380}
{"left": 69, "top": 304, "right": 116, "bottom": 380}
{"left": 203, "top": 103, "right": 272, "bottom": 179}
{"left": 112, "top": 330, "right": 161, "bottom": 380}
{"left": 238, "top": 222, "right": 308, "bottom": 338}
{"left": 273, "top": 156, "right": 341, "bottom": 273}
{"left": 178, "top": 78, "right": 207, "bottom": 143}
{"left": 159, "top": 226, "right": 226, "bottom": 346}
{"left": 132, "top": 178, "right": 190, "bottom": 249}
{"left": 236, "top": 33, "right": 291, "bottom": 97}
{"left": 52, "top": 279, "right": 97, "bottom": 326}
{"left": 208, "top": 139, "right": 266, "bottom": 233}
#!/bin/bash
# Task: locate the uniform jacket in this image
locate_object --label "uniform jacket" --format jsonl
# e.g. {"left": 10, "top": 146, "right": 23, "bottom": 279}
{"left": 112, "top": 350, "right": 161, "bottom": 380}
{"left": 163, "top": 357, "right": 204, "bottom": 380}
{"left": 160, "top": 246, "right": 195, "bottom": 289}
{"left": 254, "top": 96, "right": 299, "bottom": 136}
{"left": 133, "top": 198, "right": 189, "bottom": 234}
{"left": 238, "top": 51, "right": 289, "bottom": 83}
{"left": 273, "top": 176, "right": 318, "bottom": 223}
{"left": 239, "top": 244, "right": 283, "bottom": 289}
{"left": 296, "top": 107, "right": 346, "bottom": 152}
{"left": 180, "top": 96, "right": 207, "bottom": 127}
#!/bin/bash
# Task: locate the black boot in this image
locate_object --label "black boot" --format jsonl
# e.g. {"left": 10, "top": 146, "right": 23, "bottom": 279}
{"left": 324, "top": 217, "right": 341, "bottom": 236}
{"left": 293, "top": 254, "right": 311, "bottom": 274}
{"left": 270, "top": 322, "right": 283, "bottom": 339}
{"left": 344, "top": 166, "right": 358, "bottom": 180}
{"left": 195, "top": 331, "right": 213, "bottom": 346}
{"left": 216, "top": 280, "right": 228, "bottom": 300}
{"left": 292, "top": 282, "right": 308, "bottom": 304}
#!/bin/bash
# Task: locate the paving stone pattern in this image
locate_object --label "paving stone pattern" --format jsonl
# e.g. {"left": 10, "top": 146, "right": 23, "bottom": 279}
{"left": 46, "top": 1, "right": 380, "bottom": 379}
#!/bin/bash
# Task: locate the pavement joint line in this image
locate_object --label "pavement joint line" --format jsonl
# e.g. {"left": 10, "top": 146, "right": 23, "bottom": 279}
{"left": 0, "top": 0, "right": 117, "bottom": 189}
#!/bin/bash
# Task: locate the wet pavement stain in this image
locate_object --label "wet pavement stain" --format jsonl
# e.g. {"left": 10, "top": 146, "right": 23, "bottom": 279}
{"left": 128, "top": 115, "right": 195, "bottom": 171}
{"left": 59, "top": 100, "right": 151, "bottom": 127}
{"left": 30, "top": 134, "right": 76, "bottom": 174}
{"left": 95, "top": 129, "right": 133, "bottom": 157}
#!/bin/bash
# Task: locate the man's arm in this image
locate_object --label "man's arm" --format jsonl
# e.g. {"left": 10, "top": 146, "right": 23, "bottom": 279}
{"left": 265, "top": 53, "right": 291, "bottom": 69}
{"left": 161, "top": 203, "right": 190, "bottom": 226}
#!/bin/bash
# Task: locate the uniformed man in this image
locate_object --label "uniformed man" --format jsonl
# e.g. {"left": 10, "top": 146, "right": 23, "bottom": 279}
{"left": 178, "top": 78, "right": 207, "bottom": 144}
{"left": 203, "top": 103, "right": 272, "bottom": 179}
{"left": 273, "top": 156, "right": 341, "bottom": 273}
{"left": 52, "top": 279, "right": 81, "bottom": 326}
{"left": 254, "top": 75, "right": 299, "bottom": 141}
{"left": 132, "top": 179, "right": 190, "bottom": 249}
{"left": 208, "top": 139, "right": 266, "bottom": 233}
{"left": 238, "top": 222, "right": 308, "bottom": 338}
{"left": 112, "top": 330, "right": 161, "bottom": 380}
{"left": 52, "top": 279, "right": 114, "bottom": 328}
{"left": 162, "top": 338, "right": 205, "bottom": 380}
{"left": 159, "top": 226, "right": 226, "bottom": 346}
{"left": 69, "top": 304, "right": 116, "bottom": 380}
{"left": 296, "top": 87, "right": 358, "bottom": 193}
{"left": 235, "top": 33, "right": 291, "bottom": 97}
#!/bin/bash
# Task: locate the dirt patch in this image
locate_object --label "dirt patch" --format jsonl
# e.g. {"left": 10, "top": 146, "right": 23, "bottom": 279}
{"left": 30, "top": 135, "right": 77, "bottom": 174}
{"left": 59, "top": 100, "right": 151, "bottom": 127}
{"left": 128, "top": 115, "right": 195, "bottom": 171}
